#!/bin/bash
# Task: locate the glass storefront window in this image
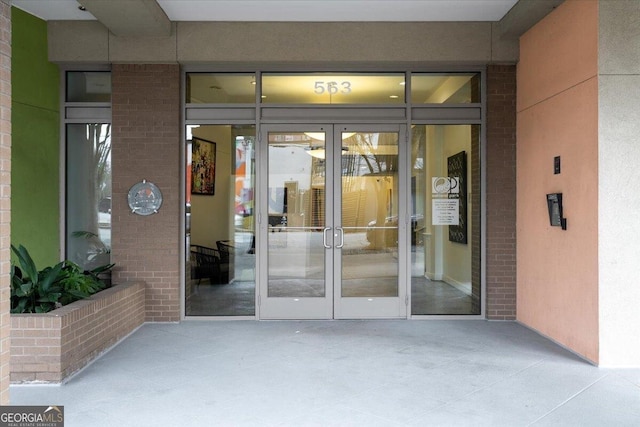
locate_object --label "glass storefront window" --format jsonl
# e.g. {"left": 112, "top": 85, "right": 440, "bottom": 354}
{"left": 182, "top": 70, "right": 483, "bottom": 318}
{"left": 262, "top": 73, "right": 405, "bottom": 104}
{"left": 186, "top": 125, "right": 256, "bottom": 316}
{"left": 66, "top": 123, "right": 112, "bottom": 270}
{"left": 411, "top": 124, "right": 480, "bottom": 315}
{"left": 411, "top": 73, "right": 480, "bottom": 104}
{"left": 66, "top": 72, "right": 111, "bottom": 102}
{"left": 186, "top": 74, "right": 256, "bottom": 103}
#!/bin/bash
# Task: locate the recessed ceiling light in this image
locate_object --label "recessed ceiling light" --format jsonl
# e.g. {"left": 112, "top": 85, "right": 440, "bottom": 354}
{"left": 389, "top": 95, "right": 399, "bottom": 99}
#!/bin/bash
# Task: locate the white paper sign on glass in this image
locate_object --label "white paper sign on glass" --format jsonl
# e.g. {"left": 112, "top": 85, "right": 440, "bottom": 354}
{"left": 432, "top": 199, "right": 459, "bottom": 225}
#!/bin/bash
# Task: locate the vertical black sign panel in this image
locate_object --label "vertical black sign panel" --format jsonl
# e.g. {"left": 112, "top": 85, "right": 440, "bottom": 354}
{"left": 448, "top": 151, "right": 467, "bottom": 244}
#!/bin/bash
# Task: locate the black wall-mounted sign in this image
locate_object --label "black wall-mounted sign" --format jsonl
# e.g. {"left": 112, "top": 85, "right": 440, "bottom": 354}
{"left": 546, "top": 193, "right": 567, "bottom": 230}
{"left": 448, "top": 151, "right": 467, "bottom": 244}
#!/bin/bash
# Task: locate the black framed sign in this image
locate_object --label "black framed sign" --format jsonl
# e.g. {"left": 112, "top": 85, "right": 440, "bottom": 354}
{"left": 448, "top": 150, "right": 467, "bottom": 244}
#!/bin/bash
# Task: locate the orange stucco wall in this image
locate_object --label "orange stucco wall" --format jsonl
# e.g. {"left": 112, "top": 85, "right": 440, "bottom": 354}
{"left": 516, "top": 0, "right": 599, "bottom": 363}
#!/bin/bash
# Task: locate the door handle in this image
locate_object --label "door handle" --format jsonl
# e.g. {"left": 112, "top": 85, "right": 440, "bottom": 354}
{"left": 323, "top": 227, "right": 332, "bottom": 249}
{"left": 336, "top": 227, "right": 344, "bottom": 249}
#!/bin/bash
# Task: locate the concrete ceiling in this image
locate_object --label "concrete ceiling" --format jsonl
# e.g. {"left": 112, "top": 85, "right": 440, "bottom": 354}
{"left": 13, "top": 0, "right": 563, "bottom": 38}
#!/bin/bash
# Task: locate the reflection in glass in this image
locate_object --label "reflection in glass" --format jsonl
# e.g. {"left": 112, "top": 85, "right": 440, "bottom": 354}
{"left": 186, "top": 125, "right": 256, "bottom": 316}
{"left": 341, "top": 132, "right": 399, "bottom": 297}
{"left": 66, "top": 72, "right": 111, "bottom": 102}
{"left": 66, "top": 124, "right": 112, "bottom": 270}
{"left": 267, "top": 132, "right": 326, "bottom": 297}
{"left": 411, "top": 73, "right": 480, "bottom": 104}
{"left": 411, "top": 125, "right": 480, "bottom": 314}
{"left": 186, "top": 73, "right": 256, "bottom": 104}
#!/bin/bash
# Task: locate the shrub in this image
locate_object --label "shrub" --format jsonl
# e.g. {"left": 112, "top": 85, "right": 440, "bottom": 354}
{"left": 10, "top": 244, "right": 114, "bottom": 314}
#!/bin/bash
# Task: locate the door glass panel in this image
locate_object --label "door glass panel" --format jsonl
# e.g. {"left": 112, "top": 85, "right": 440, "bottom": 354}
{"left": 341, "top": 131, "right": 399, "bottom": 297}
{"left": 186, "top": 125, "right": 256, "bottom": 316}
{"left": 267, "top": 131, "right": 326, "bottom": 297}
{"left": 411, "top": 125, "right": 480, "bottom": 314}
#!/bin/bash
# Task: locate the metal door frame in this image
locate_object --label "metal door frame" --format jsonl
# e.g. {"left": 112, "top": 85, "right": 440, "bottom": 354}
{"left": 258, "top": 123, "right": 408, "bottom": 320}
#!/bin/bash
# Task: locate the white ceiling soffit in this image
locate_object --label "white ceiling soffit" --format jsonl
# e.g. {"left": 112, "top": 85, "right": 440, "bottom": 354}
{"left": 157, "top": 0, "right": 519, "bottom": 22}
{"left": 12, "top": 0, "right": 97, "bottom": 20}
{"left": 13, "top": 0, "right": 519, "bottom": 22}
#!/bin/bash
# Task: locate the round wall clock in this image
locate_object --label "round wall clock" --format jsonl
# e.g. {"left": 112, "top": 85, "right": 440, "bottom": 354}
{"left": 127, "top": 180, "right": 163, "bottom": 215}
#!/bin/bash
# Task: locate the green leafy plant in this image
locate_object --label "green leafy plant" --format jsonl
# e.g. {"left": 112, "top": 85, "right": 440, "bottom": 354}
{"left": 10, "top": 244, "right": 114, "bottom": 314}
{"left": 57, "top": 261, "right": 108, "bottom": 306}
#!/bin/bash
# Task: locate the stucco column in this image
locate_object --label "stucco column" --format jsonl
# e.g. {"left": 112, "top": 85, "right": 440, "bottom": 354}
{"left": 597, "top": 0, "right": 640, "bottom": 366}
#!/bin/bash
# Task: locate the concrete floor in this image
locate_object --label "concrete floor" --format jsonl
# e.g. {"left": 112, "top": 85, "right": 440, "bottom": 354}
{"left": 10, "top": 320, "right": 640, "bottom": 427}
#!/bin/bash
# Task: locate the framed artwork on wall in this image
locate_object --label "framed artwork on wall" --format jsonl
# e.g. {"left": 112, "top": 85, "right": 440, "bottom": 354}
{"left": 191, "top": 137, "right": 216, "bottom": 195}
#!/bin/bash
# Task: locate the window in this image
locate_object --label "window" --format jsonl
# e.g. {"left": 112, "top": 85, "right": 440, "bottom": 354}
{"left": 66, "top": 123, "right": 112, "bottom": 270}
{"left": 411, "top": 124, "right": 481, "bottom": 315}
{"left": 66, "top": 71, "right": 111, "bottom": 102}
{"left": 65, "top": 70, "right": 112, "bottom": 270}
{"left": 186, "top": 125, "right": 256, "bottom": 316}
{"left": 262, "top": 73, "right": 405, "bottom": 104}
{"left": 411, "top": 73, "right": 480, "bottom": 104}
{"left": 186, "top": 73, "right": 256, "bottom": 103}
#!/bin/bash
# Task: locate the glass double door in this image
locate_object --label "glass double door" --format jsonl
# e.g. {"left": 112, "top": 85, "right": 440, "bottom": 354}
{"left": 259, "top": 124, "right": 407, "bottom": 319}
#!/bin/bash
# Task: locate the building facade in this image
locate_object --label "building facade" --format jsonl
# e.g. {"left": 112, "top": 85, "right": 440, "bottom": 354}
{"left": 4, "top": 0, "right": 640, "bottom": 402}
{"left": 50, "top": 27, "right": 520, "bottom": 322}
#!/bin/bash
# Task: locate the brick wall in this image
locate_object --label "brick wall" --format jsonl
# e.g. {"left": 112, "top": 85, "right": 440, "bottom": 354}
{"left": 485, "top": 64, "right": 517, "bottom": 320}
{"left": 10, "top": 282, "right": 145, "bottom": 383}
{"left": 111, "top": 64, "right": 181, "bottom": 322}
{"left": 0, "top": 0, "right": 9, "bottom": 404}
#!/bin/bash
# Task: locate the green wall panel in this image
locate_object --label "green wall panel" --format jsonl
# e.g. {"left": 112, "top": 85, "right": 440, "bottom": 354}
{"left": 12, "top": 8, "right": 59, "bottom": 110}
{"left": 11, "top": 7, "right": 60, "bottom": 267}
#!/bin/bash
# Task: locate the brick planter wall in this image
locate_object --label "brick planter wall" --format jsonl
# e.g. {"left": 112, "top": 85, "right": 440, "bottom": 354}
{"left": 10, "top": 282, "right": 145, "bottom": 383}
